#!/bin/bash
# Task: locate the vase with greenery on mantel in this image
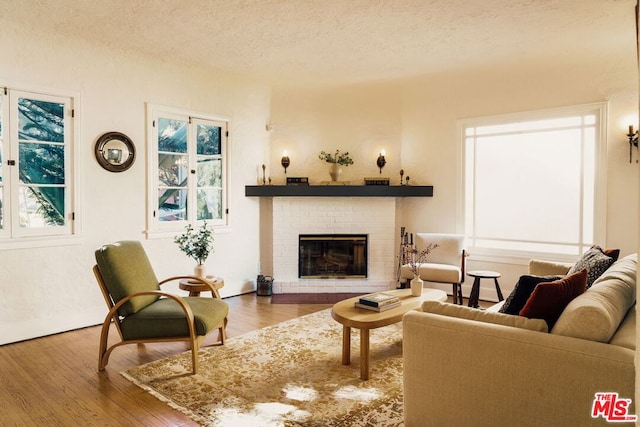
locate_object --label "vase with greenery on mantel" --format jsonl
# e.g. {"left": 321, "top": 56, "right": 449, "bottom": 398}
{"left": 318, "top": 150, "right": 354, "bottom": 181}
{"left": 407, "top": 242, "right": 438, "bottom": 296}
{"left": 174, "top": 222, "right": 214, "bottom": 278}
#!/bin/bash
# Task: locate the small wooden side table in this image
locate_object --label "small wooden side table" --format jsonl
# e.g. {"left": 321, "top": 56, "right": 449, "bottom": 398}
{"left": 179, "top": 276, "right": 224, "bottom": 297}
{"left": 467, "top": 270, "right": 503, "bottom": 308}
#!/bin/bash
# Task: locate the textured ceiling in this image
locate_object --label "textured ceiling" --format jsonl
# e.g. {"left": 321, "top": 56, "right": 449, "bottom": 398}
{"left": 2, "top": 0, "right": 636, "bottom": 85}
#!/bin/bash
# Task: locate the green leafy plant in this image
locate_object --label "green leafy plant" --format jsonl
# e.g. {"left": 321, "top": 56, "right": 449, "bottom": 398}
{"left": 174, "top": 222, "right": 214, "bottom": 265}
{"left": 318, "top": 150, "right": 354, "bottom": 166}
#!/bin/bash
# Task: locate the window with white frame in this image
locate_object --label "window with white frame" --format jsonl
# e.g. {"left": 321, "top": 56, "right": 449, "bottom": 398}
{"left": 462, "top": 103, "right": 606, "bottom": 258}
{"left": 0, "top": 88, "right": 76, "bottom": 241}
{"left": 147, "top": 105, "right": 228, "bottom": 232}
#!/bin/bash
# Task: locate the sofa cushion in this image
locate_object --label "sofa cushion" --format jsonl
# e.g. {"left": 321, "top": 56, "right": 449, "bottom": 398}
{"left": 120, "top": 296, "right": 229, "bottom": 340}
{"left": 607, "top": 306, "right": 636, "bottom": 350}
{"left": 567, "top": 246, "right": 615, "bottom": 289}
{"left": 499, "top": 275, "right": 562, "bottom": 315}
{"left": 519, "top": 269, "right": 587, "bottom": 329}
{"left": 551, "top": 254, "right": 637, "bottom": 343}
{"left": 528, "top": 259, "right": 572, "bottom": 276}
{"left": 422, "top": 300, "right": 548, "bottom": 332}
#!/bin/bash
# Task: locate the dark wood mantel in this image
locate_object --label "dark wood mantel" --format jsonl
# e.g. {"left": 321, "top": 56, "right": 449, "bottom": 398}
{"left": 245, "top": 185, "right": 433, "bottom": 197}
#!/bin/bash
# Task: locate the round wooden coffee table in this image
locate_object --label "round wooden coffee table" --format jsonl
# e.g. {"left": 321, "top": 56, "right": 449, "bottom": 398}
{"left": 178, "top": 276, "right": 224, "bottom": 297}
{"left": 331, "top": 288, "right": 447, "bottom": 380}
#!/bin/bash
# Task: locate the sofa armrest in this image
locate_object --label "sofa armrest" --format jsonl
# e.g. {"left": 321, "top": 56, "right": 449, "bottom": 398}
{"left": 528, "top": 259, "right": 573, "bottom": 276}
{"left": 402, "top": 310, "right": 635, "bottom": 427}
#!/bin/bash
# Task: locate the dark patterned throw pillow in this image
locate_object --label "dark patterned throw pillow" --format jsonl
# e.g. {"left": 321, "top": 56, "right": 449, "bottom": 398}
{"left": 567, "top": 246, "right": 615, "bottom": 289}
{"left": 499, "top": 275, "right": 563, "bottom": 315}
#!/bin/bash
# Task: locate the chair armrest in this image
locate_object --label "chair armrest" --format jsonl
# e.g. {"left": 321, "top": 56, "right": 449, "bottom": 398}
{"left": 528, "top": 259, "right": 573, "bottom": 276}
{"left": 402, "top": 310, "right": 635, "bottom": 426}
{"left": 107, "top": 290, "right": 196, "bottom": 322}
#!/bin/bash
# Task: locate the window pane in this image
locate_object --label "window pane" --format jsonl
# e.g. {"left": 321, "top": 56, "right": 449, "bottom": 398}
{"left": 197, "top": 189, "right": 222, "bottom": 220}
{"left": 0, "top": 96, "right": 2, "bottom": 184}
{"left": 150, "top": 108, "right": 227, "bottom": 229}
{"left": 17, "top": 98, "right": 64, "bottom": 142}
{"left": 474, "top": 129, "right": 582, "bottom": 243}
{"left": 19, "top": 143, "right": 65, "bottom": 185}
{"left": 197, "top": 124, "right": 221, "bottom": 155}
{"left": 18, "top": 186, "right": 65, "bottom": 227}
{"left": 158, "top": 118, "right": 187, "bottom": 153}
{"left": 582, "top": 127, "right": 596, "bottom": 243}
{"left": 464, "top": 106, "right": 602, "bottom": 256}
{"left": 158, "top": 188, "right": 187, "bottom": 221}
{"left": 158, "top": 154, "right": 188, "bottom": 187}
{"left": 197, "top": 157, "right": 221, "bottom": 187}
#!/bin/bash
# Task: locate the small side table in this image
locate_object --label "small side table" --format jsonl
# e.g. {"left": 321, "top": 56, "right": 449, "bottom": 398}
{"left": 179, "top": 276, "right": 224, "bottom": 297}
{"left": 467, "top": 270, "right": 503, "bottom": 308}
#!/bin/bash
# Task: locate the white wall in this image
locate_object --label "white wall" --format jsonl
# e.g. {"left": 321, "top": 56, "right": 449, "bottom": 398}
{"left": 269, "top": 56, "right": 639, "bottom": 300}
{"left": 0, "top": 20, "right": 270, "bottom": 344}
{"left": 268, "top": 84, "right": 403, "bottom": 185}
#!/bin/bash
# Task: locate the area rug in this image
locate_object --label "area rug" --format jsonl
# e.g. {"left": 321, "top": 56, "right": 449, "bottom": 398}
{"left": 122, "top": 309, "right": 404, "bottom": 426}
{"left": 269, "top": 293, "right": 365, "bottom": 304}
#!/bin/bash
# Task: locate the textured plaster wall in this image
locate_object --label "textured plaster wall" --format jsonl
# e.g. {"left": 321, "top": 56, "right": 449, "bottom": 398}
{"left": 0, "top": 21, "right": 270, "bottom": 344}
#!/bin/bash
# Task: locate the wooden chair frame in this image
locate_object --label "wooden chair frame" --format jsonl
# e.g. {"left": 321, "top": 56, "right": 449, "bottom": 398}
{"left": 93, "top": 265, "right": 227, "bottom": 374}
{"left": 451, "top": 249, "right": 467, "bottom": 305}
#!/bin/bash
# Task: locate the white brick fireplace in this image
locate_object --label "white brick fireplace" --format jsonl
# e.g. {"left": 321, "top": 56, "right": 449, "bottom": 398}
{"left": 272, "top": 197, "right": 397, "bottom": 294}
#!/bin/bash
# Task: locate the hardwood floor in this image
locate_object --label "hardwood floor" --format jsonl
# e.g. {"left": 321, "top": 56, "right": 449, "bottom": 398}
{"left": 0, "top": 293, "right": 331, "bottom": 426}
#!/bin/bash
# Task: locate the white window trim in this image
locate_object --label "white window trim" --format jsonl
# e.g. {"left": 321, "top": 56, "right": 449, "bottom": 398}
{"left": 456, "top": 102, "right": 608, "bottom": 263}
{"left": 0, "top": 81, "right": 82, "bottom": 250}
{"left": 145, "top": 103, "right": 230, "bottom": 238}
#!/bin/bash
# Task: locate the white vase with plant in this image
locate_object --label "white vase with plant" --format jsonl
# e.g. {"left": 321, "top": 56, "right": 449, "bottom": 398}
{"left": 408, "top": 243, "right": 438, "bottom": 296}
{"left": 174, "top": 222, "right": 214, "bottom": 278}
{"left": 319, "top": 150, "right": 354, "bottom": 181}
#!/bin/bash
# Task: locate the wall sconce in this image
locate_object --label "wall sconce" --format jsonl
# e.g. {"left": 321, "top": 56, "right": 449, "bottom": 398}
{"left": 376, "top": 150, "right": 386, "bottom": 174}
{"left": 281, "top": 151, "right": 290, "bottom": 174}
{"left": 627, "top": 125, "right": 638, "bottom": 163}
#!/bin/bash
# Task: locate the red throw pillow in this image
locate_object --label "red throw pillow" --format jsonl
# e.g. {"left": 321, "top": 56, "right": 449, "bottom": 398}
{"left": 519, "top": 269, "right": 587, "bottom": 329}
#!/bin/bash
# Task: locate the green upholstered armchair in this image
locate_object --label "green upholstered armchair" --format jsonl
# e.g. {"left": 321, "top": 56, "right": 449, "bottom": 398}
{"left": 93, "top": 240, "right": 228, "bottom": 374}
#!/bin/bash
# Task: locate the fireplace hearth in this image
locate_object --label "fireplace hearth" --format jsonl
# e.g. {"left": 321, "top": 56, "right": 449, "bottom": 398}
{"left": 299, "top": 234, "right": 367, "bottom": 279}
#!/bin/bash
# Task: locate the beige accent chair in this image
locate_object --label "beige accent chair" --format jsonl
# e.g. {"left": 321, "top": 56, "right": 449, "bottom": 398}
{"left": 93, "top": 240, "right": 228, "bottom": 374}
{"left": 400, "top": 233, "right": 466, "bottom": 304}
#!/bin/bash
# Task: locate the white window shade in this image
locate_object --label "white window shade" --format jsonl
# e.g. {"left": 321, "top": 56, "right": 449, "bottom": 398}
{"left": 463, "top": 104, "right": 605, "bottom": 257}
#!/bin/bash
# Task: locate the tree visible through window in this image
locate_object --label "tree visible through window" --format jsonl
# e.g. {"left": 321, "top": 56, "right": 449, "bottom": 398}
{"left": 148, "top": 105, "right": 227, "bottom": 232}
{"left": 462, "top": 103, "right": 606, "bottom": 258}
{"left": 0, "top": 88, "right": 74, "bottom": 240}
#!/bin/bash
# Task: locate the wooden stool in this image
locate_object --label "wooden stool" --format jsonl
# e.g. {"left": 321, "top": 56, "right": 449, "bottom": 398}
{"left": 466, "top": 270, "right": 503, "bottom": 308}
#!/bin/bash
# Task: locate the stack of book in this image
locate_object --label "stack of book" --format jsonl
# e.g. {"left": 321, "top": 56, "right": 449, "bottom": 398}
{"left": 355, "top": 292, "right": 401, "bottom": 312}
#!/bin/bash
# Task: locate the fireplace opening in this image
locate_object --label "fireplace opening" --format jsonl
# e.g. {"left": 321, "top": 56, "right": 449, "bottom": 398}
{"left": 298, "top": 234, "right": 368, "bottom": 279}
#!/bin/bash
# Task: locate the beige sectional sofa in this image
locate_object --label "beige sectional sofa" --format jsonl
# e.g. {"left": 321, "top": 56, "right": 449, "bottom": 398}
{"left": 403, "top": 254, "right": 637, "bottom": 427}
